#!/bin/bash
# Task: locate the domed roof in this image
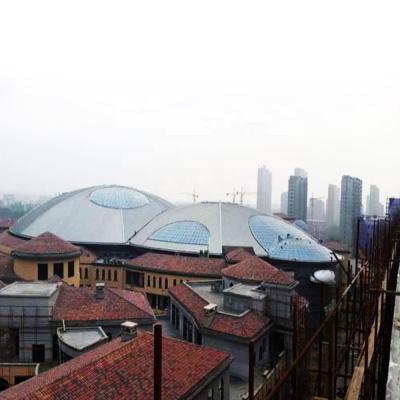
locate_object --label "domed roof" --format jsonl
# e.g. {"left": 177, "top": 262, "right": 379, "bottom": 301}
{"left": 11, "top": 186, "right": 172, "bottom": 244}
{"left": 130, "top": 202, "right": 335, "bottom": 263}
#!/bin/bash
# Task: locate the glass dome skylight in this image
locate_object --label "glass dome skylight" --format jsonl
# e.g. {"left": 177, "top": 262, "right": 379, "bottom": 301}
{"left": 149, "top": 221, "right": 210, "bottom": 246}
{"left": 90, "top": 187, "right": 149, "bottom": 209}
{"left": 249, "top": 215, "right": 333, "bottom": 262}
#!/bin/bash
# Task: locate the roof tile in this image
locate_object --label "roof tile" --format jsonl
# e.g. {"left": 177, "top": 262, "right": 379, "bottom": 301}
{"left": 12, "top": 232, "right": 81, "bottom": 258}
{"left": 53, "top": 286, "right": 155, "bottom": 323}
{"left": 129, "top": 252, "right": 225, "bottom": 277}
{"left": 222, "top": 256, "right": 295, "bottom": 285}
{"left": 1, "top": 332, "right": 230, "bottom": 400}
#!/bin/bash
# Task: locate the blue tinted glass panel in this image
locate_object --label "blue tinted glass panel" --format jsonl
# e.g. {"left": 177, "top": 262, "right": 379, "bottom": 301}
{"left": 149, "top": 221, "right": 209, "bottom": 245}
{"left": 249, "top": 215, "right": 333, "bottom": 262}
{"left": 90, "top": 187, "right": 149, "bottom": 209}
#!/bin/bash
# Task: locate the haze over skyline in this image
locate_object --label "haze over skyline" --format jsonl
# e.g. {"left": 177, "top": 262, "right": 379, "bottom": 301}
{"left": 1, "top": 1, "right": 399, "bottom": 204}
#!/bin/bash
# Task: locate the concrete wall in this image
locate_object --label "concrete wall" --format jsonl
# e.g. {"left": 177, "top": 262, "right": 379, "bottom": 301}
{"left": 203, "top": 333, "right": 269, "bottom": 380}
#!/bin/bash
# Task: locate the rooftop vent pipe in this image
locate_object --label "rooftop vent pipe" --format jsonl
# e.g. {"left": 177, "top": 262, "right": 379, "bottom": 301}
{"left": 154, "top": 323, "right": 162, "bottom": 400}
{"left": 95, "top": 282, "right": 105, "bottom": 299}
{"left": 121, "top": 321, "right": 138, "bottom": 342}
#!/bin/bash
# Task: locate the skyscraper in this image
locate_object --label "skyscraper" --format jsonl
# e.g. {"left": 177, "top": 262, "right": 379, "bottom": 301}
{"left": 257, "top": 165, "right": 272, "bottom": 213}
{"left": 308, "top": 198, "right": 325, "bottom": 221}
{"left": 280, "top": 191, "right": 288, "bottom": 214}
{"left": 288, "top": 169, "right": 308, "bottom": 221}
{"left": 366, "top": 185, "right": 384, "bottom": 216}
{"left": 340, "top": 175, "right": 362, "bottom": 248}
{"left": 326, "top": 184, "right": 340, "bottom": 228}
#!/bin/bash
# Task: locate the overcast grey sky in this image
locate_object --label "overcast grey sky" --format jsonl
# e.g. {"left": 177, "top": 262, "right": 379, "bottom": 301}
{"left": 1, "top": 0, "right": 399, "bottom": 205}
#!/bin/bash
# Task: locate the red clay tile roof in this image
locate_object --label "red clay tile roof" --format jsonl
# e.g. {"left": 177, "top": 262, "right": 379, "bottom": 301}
{"left": 225, "top": 247, "right": 254, "bottom": 263}
{"left": 129, "top": 252, "right": 226, "bottom": 277}
{"left": 209, "top": 310, "right": 271, "bottom": 340}
{"left": 169, "top": 284, "right": 271, "bottom": 340}
{"left": 1, "top": 331, "right": 231, "bottom": 400}
{"left": 222, "top": 256, "right": 295, "bottom": 286}
{"left": 0, "top": 231, "right": 28, "bottom": 252}
{"left": 12, "top": 232, "right": 81, "bottom": 259}
{"left": 53, "top": 285, "right": 155, "bottom": 323}
{"left": 169, "top": 284, "right": 208, "bottom": 325}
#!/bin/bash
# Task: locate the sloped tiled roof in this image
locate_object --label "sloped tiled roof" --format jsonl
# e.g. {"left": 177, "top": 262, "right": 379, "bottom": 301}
{"left": 12, "top": 232, "right": 81, "bottom": 259}
{"left": 169, "top": 284, "right": 270, "bottom": 340}
{"left": 169, "top": 284, "right": 208, "bottom": 325}
{"left": 225, "top": 247, "right": 254, "bottom": 263}
{"left": 0, "top": 231, "right": 28, "bottom": 253}
{"left": 209, "top": 310, "right": 271, "bottom": 340}
{"left": 222, "top": 256, "right": 295, "bottom": 286}
{"left": 129, "top": 252, "right": 226, "bottom": 277}
{"left": 1, "top": 331, "right": 231, "bottom": 400}
{"left": 53, "top": 286, "right": 155, "bottom": 323}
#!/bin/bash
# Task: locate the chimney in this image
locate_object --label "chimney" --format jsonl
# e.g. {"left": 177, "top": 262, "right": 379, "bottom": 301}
{"left": 95, "top": 282, "right": 105, "bottom": 299}
{"left": 154, "top": 323, "right": 162, "bottom": 400}
{"left": 121, "top": 321, "right": 138, "bottom": 342}
{"left": 203, "top": 303, "right": 217, "bottom": 327}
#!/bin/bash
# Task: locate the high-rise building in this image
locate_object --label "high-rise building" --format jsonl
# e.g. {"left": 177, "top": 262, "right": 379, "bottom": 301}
{"left": 366, "top": 185, "right": 384, "bottom": 216}
{"left": 294, "top": 168, "right": 307, "bottom": 178}
{"left": 288, "top": 169, "right": 308, "bottom": 221}
{"left": 280, "top": 191, "right": 288, "bottom": 214}
{"left": 340, "top": 175, "right": 362, "bottom": 248}
{"left": 257, "top": 165, "right": 272, "bottom": 213}
{"left": 308, "top": 198, "right": 325, "bottom": 221}
{"left": 326, "top": 184, "right": 340, "bottom": 228}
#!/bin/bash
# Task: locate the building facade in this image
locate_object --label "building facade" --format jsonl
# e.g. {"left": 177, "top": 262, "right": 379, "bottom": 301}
{"left": 340, "top": 175, "right": 362, "bottom": 248}
{"left": 257, "top": 165, "right": 272, "bottom": 214}
{"left": 288, "top": 170, "right": 308, "bottom": 221}
{"left": 326, "top": 184, "right": 340, "bottom": 229}
{"left": 280, "top": 192, "right": 288, "bottom": 214}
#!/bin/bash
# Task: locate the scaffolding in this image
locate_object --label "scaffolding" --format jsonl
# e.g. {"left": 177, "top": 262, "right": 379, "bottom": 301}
{"left": 249, "top": 207, "right": 400, "bottom": 400}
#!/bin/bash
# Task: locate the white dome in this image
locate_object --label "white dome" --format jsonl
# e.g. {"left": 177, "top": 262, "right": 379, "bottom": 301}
{"left": 11, "top": 185, "right": 172, "bottom": 244}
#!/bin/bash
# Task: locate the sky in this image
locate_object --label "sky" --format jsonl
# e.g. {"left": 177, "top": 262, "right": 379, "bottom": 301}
{"left": 1, "top": 0, "right": 399, "bottom": 207}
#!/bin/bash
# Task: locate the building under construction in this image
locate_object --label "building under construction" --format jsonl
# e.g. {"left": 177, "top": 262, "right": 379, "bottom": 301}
{"left": 246, "top": 198, "right": 400, "bottom": 400}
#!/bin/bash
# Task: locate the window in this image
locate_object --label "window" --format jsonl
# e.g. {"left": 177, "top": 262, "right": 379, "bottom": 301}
{"left": 165, "top": 278, "right": 168, "bottom": 289}
{"left": 84, "top": 268, "right": 88, "bottom": 279}
{"left": 53, "top": 263, "right": 64, "bottom": 278}
{"left": 32, "top": 344, "right": 45, "bottom": 363}
{"left": 96, "top": 269, "right": 99, "bottom": 280}
{"left": 173, "top": 279, "right": 177, "bottom": 286}
{"left": 108, "top": 270, "right": 111, "bottom": 281}
{"left": 38, "top": 263, "right": 48, "bottom": 280}
{"left": 180, "top": 280, "right": 183, "bottom": 284}
{"left": 147, "top": 276, "right": 150, "bottom": 287}
{"left": 68, "top": 261, "right": 74, "bottom": 277}
{"left": 153, "top": 276, "right": 156, "bottom": 288}
{"left": 218, "top": 379, "right": 224, "bottom": 398}
{"left": 207, "top": 387, "right": 214, "bottom": 400}
{"left": 101, "top": 269, "right": 105, "bottom": 281}
{"left": 114, "top": 270, "right": 118, "bottom": 281}
{"left": 126, "top": 271, "right": 144, "bottom": 287}
{"left": 79, "top": 268, "right": 82, "bottom": 278}
{"left": 159, "top": 277, "right": 162, "bottom": 288}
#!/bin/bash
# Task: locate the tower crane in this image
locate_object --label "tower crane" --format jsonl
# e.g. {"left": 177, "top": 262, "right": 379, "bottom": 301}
{"left": 236, "top": 188, "right": 257, "bottom": 205}
{"left": 180, "top": 191, "right": 199, "bottom": 203}
{"left": 226, "top": 190, "right": 238, "bottom": 204}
